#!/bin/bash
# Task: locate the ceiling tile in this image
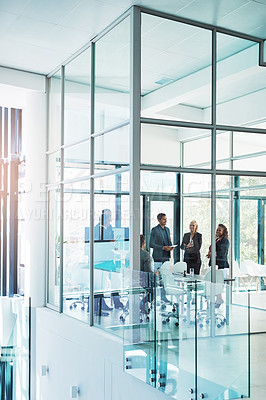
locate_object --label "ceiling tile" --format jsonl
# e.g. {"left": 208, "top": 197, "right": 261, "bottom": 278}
{"left": 59, "top": 0, "right": 124, "bottom": 33}
{"left": 0, "top": 11, "right": 18, "bottom": 35}
{"left": 0, "top": 0, "right": 30, "bottom": 14}
{"left": 218, "top": 1, "right": 266, "bottom": 36}
{"left": 3, "top": 16, "right": 55, "bottom": 46}
{"left": 0, "top": 37, "right": 71, "bottom": 73}
{"left": 46, "top": 24, "right": 89, "bottom": 53}
{"left": 20, "top": 0, "right": 81, "bottom": 24}
{"left": 177, "top": 0, "right": 249, "bottom": 25}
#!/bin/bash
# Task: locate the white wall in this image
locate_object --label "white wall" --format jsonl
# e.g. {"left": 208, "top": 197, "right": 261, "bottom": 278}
{"left": 0, "top": 69, "right": 47, "bottom": 308}
{"left": 36, "top": 308, "right": 167, "bottom": 400}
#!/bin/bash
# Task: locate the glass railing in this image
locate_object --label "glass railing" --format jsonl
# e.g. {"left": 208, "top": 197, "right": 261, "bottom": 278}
{"left": 123, "top": 270, "right": 250, "bottom": 400}
{"left": 0, "top": 296, "right": 30, "bottom": 400}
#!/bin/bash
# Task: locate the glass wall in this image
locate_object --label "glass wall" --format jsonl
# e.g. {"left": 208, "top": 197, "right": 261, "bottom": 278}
{"left": 47, "top": 188, "right": 60, "bottom": 308}
{"left": 46, "top": 6, "right": 266, "bottom": 395}
{"left": 63, "top": 182, "right": 90, "bottom": 320}
{"left": 93, "top": 172, "right": 130, "bottom": 330}
{"left": 141, "top": 13, "right": 212, "bottom": 123}
{"left": 95, "top": 17, "right": 130, "bottom": 132}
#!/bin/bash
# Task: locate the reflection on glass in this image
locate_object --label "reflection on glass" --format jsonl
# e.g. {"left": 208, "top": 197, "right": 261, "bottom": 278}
{"left": 217, "top": 35, "right": 266, "bottom": 126}
{"left": 141, "top": 13, "right": 211, "bottom": 123}
{"left": 63, "top": 183, "right": 90, "bottom": 320}
{"left": 64, "top": 48, "right": 91, "bottom": 145}
{"left": 48, "top": 73, "right": 61, "bottom": 151}
{"left": 95, "top": 17, "right": 130, "bottom": 132}
{"left": 48, "top": 189, "right": 60, "bottom": 307}
{"left": 93, "top": 172, "right": 130, "bottom": 329}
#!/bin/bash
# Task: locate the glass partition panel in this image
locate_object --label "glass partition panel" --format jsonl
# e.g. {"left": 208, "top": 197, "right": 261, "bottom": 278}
{"left": 63, "top": 182, "right": 90, "bottom": 322}
{"left": 217, "top": 35, "right": 266, "bottom": 126}
{"left": 217, "top": 130, "right": 266, "bottom": 172}
{"left": 48, "top": 188, "right": 60, "bottom": 308}
{"left": 123, "top": 270, "right": 156, "bottom": 386}
{"left": 141, "top": 13, "right": 211, "bottom": 123}
{"left": 217, "top": 130, "right": 231, "bottom": 166}
{"left": 182, "top": 130, "right": 211, "bottom": 169}
{"left": 141, "top": 124, "right": 181, "bottom": 167}
{"left": 64, "top": 140, "right": 90, "bottom": 181}
{"left": 64, "top": 48, "right": 91, "bottom": 145}
{"left": 156, "top": 278, "right": 197, "bottom": 399}
{"left": 197, "top": 281, "right": 250, "bottom": 399}
{"left": 93, "top": 171, "right": 130, "bottom": 330}
{"left": 48, "top": 151, "right": 61, "bottom": 184}
{"left": 233, "top": 132, "right": 266, "bottom": 172}
{"left": 95, "top": 17, "right": 130, "bottom": 132}
{"left": 141, "top": 171, "right": 177, "bottom": 194}
{"left": 94, "top": 124, "right": 129, "bottom": 168}
{"left": 140, "top": 170, "right": 179, "bottom": 266}
{"left": 0, "top": 297, "right": 30, "bottom": 400}
{"left": 48, "top": 72, "right": 61, "bottom": 151}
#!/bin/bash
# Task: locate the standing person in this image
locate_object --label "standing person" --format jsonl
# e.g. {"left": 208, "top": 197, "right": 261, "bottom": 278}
{"left": 181, "top": 220, "right": 202, "bottom": 275}
{"left": 139, "top": 234, "right": 154, "bottom": 312}
{"left": 149, "top": 213, "right": 174, "bottom": 303}
{"left": 149, "top": 213, "right": 174, "bottom": 270}
{"left": 206, "top": 223, "right": 229, "bottom": 307}
{"left": 94, "top": 209, "right": 114, "bottom": 242}
{"left": 94, "top": 209, "right": 123, "bottom": 312}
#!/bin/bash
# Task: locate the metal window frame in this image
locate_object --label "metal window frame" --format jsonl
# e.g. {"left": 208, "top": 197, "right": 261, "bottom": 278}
{"left": 45, "top": 4, "right": 266, "bottom": 318}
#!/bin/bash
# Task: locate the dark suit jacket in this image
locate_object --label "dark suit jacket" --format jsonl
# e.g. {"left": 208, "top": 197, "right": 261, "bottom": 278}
{"left": 181, "top": 232, "right": 202, "bottom": 253}
{"left": 140, "top": 248, "right": 152, "bottom": 288}
{"left": 140, "top": 248, "right": 152, "bottom": 273}
{"left": 180, "top": 232, "right": 202, "bottom": 272}
{"left": 216, "top": 237, "right": 229, "bottom": 269}
{"left": 149, "top": 224, "right": 172, "bottom": 262}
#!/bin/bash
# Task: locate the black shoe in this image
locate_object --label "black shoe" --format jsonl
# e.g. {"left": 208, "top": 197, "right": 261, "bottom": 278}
{"left": 114, "top": 301, "right": 124, "bottom": 310}
{"left": 95, "top": 311, "right": 109, "bottom": 316}
{"left": 161, "top": 297, "right": 171, "bottom": 304}
{"left": 101, "top": 302, "right": 113, "bottom": 311}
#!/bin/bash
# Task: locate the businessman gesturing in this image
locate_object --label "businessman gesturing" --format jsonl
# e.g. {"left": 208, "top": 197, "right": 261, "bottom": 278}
{"left": 149, "top": 213, "right": 174, "bottom": 269}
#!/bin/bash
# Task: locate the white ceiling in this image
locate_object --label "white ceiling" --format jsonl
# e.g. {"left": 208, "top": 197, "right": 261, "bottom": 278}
{"left": 1, "top": 0, "right": 266, "bottom": 76}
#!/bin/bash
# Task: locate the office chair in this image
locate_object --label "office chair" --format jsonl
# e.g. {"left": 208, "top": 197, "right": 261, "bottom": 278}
{"left": 197, "top": 269, "right": 226, "bottom": 329}
{"left": 172, "top": 261, "right": 187, "bottom": 274}
{"left": 159, "top": 263, "right": 185, "bottom": 326}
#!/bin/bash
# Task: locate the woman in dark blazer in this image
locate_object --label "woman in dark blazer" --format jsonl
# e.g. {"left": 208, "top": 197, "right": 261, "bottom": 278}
{"left": 207, "top": 224, "right": 229, "bottom": 270}
{"left": 206, "top": 223, "right": 229, "bottom": 307}
{"left": 181, "top": 220, "right": 202, "bottom": 275}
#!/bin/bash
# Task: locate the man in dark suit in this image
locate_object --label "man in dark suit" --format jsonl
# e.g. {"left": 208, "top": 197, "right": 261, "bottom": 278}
{"left": 149, "top": 213, "right": 174, "bottom": 303}
{"left": 149, "top": 213, "right": 174, "bottom": 270}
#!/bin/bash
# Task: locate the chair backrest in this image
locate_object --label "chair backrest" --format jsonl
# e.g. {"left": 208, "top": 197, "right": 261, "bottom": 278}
{"left": 241, "top": 260, "right": 258, "bottom": 276}
{"left": 233, "top": 260, "right": 246, "bottom": 278}
{"left": 161, "top": 261, "right": 171, "bottom": 270}
{"left": 160, "top": 262, "right": 173, "bottom": 287}
{"left": 172, "top": 261, "right": 187, "bottom": 273}
{"left": 203, "top": 269, "right": 224, "bottom": 296}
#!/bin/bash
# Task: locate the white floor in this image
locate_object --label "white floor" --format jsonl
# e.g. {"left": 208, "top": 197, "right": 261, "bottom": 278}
{"left": 250, "top": 333, "right": 266, "bottom": 399}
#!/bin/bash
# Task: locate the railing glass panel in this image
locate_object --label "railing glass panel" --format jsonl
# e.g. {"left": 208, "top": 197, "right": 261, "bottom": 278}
{"left": 0, "top": 296, "right": 30, "bottom": 400}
